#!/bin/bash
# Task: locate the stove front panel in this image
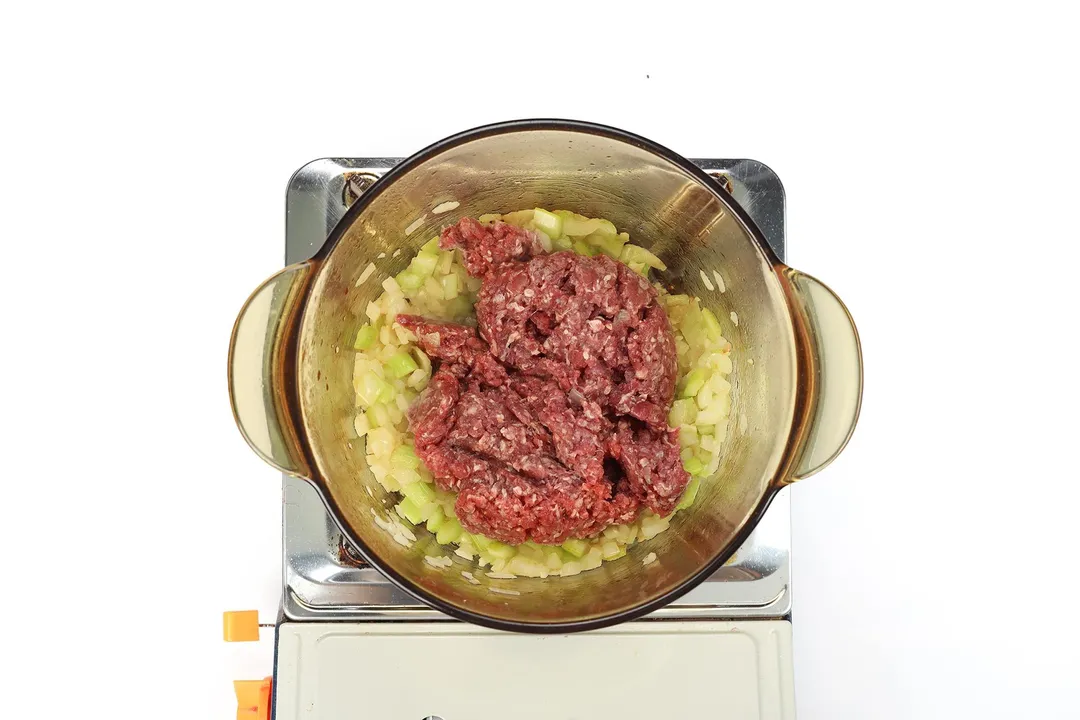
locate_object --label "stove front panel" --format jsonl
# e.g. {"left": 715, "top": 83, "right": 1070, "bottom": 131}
{"left": 274, "top": 621, "right": 794, "bottom": 720}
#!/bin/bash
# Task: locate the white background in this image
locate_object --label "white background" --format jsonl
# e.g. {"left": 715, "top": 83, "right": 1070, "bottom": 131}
{"left": 3, "top": 1, "right": 1078, "bottom": 718}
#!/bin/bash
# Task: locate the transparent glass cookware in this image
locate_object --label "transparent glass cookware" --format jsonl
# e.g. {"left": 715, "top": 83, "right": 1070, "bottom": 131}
{"left": 228, "top": 120, "right": 862, "bottom": 632}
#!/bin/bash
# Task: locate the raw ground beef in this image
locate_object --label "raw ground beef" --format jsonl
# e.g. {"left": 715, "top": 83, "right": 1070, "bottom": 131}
{"left": 396, "top": 217, "right": 688, "bottom": 544}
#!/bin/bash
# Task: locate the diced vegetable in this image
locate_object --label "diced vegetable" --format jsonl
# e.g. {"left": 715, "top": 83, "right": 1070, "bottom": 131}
{"left": 402, "top": 480, "right": 436, "bottom": 506}
{"left": 500, "top": 209, "right": 534, "bottom": 226}
{"left": 677, "top": 477, "right": 702, "bottom": 510}
{"left": 678, "top": 368, "right": 708, "bottom": 399}
{"left": 561, "top": 538, "right": 588, "bottom": 558}
{"left": 669, "top": 398, "right": 698, "bottom": 426}
{"left": 353, "top": 323, "right": 377, "bottom": 350}
{"left": 391, "top": 444, "right": 421, "bottom": 470}
{"left": 440, "top": 273, "right": 459, "bottom": 299}
{"left": 395, "top": 270, "right": 424, "bottom": 292}
{"left": 436, "top": 518, "right": 463, "bottom": 544}
{"left": 572, "top": 240, "right": 598, "bottom": 257}
{"left": 396, "top": 497, "right": 425, "bottom": 525}
{"left": 682, "top": 457, "right": 705, "bottom": 477}
{"left": 425, "top": 505, "right": 446, "bottom": 533}
{"left": 531, "top": 208, "right": 563, "bottom": 239}
{"left": 701, "top": 308, "right": 723, "bottom": 342}
{"left": 620, "top": 244, "right": 667, "bottom": 271}
{"left": 357, "top": 372, "right": 394, "bottom": 407}
{"left": 386, "top": 351, "right": 419, "bottom": 379}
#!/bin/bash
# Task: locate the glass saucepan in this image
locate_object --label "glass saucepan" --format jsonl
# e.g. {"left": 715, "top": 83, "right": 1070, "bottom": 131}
{"left": 228, "top": 120, "right": 862, "bottom": 632}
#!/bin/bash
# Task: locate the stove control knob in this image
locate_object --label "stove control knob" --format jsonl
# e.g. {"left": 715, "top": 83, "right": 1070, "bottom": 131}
{"left": 234, "top": 677, "right": 272, "bottom": 720}
{"left": 222, "top": 610, "right": 260, "bottom": 642}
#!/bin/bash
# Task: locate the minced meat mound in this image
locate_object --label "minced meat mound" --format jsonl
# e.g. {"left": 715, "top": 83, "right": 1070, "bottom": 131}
{"left": 397, "top": 217, "right": 688, "bottom": 544}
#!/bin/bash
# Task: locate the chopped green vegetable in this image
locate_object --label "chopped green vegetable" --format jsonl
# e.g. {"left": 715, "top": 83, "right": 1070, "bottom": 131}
{"left": 425, "top": 505, "right": 446, "bottom": 533}
{"left": 391, "top": 444, "right": 421, "bottom": 470}
{"left": 436, "top": 518, "right": 463, "bottom": 544}
{"left": 396, "top": 497, "right": 425, "bottom": 525}
{"left": 410, "top": 252, "right": 439, "bottom": 277}
{"left": 353, "top": 323, "right": 377, "bottom": 350}
{"left": 356, "top": 372, "right": 394, "bottom": 407}
{"left": 500, "top": 209, "right": 534, "bottom": 226}
{"left": 620, "top": 243, "right": 667, "bottom": 271}
{"left": 531, "top": 208, "right": 563, "bottom": 239}
{"left": 558, "top": 212, "right": 617, "bottom": 238}
{"left": 584, "top": 231, "right": 627, "bottom": 258}
{"left": 386, "top": 351, "right": 419, "bottom": 379}
{"left": 701, "top": 308, "right": 722, "bottom": 342}
{"left": 402, "top": 480, "right": 436, "bottom": 506}
{"left": 420, "top": 237, "right": 440, "bottom": 254}
{"left": 682, "top": 457, "right": 705, "bottom": 477}
{"left": 395, "top": 270, "right": 424, "bottom": 292}
{"left": 678, "top": 368, "right": 708, "bottom": 399}
{"left": 572, "top": 240, "right": 598, "bottom": 257}
{"left": 440, "top": 273, "right": 459, "bottom": 299}
{"left": 677, "top": 476, "right": 701, "bottom": 510}
{"left": 669, "top": 398, "right": 698, "bottom": 426}
{"left": 561, "top": 538, "right": 588, "bottom": 558}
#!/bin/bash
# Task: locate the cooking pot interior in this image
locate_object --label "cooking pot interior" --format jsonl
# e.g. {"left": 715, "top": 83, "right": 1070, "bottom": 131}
{"left": 296, "top": 127, "right": 799, "bottom": 627}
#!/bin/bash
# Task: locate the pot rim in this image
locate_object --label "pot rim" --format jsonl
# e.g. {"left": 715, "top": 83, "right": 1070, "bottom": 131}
{"left": 304, "top": 118, "right": 788, "bottom": 632}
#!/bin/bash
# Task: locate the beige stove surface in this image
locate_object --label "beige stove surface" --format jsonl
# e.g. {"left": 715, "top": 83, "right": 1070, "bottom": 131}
{"left": 274, "top": 621, "right": 794, "bottom": 720}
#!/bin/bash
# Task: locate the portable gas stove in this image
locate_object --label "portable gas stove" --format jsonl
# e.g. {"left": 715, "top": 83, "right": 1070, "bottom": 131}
{"left": 226, "top": 158, "right": 795, "bottom": 720}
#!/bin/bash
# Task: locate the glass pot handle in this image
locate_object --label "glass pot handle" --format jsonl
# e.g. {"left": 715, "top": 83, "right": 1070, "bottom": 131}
{"left": 227, "top": 262, "right": 315, "bottom": 478}
{"left": 783, "top": 269, "right": 863, "bottom": 481}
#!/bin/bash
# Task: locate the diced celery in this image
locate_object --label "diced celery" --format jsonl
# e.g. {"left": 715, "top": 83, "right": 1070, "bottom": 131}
{"left": 677, "top": 477, "right": 701, "bottom": 510}
{"left": 436, "top": 249, "right": 454, "bottom": 275}
{"left": 669, "top": 398, "right": 698, "bottom": 426}
{"left": 532, "top": 208, "right": 563, "bottom": 239}
{"left": 677, "top": 425, "right": 699, "bottom": 449}
{"left": 560, "top": 212, "right": 617, "bottom": 238}
{"left": 500, "top": 209, "right": 534, "bottom": 226}
{"left": 582, "top": 547, "right": 604, "bottom": 570}
{"left": 408, "top": 252, "right": 438, "bottom": 278}
{"left": 391, "top": 467, "right": 422, "bottom": 487}
{"left": 696, "top": 383, "right": 714, "bottom": 411}
{"left": 386, "top": 350, "right": 419, "bottom": 379}
{"left": 559, "top": 561, "right": 584, "bottom": 577}
{"left": 436, "top": 518, "right": 463, "bottom": 545}
{"left": 682, "top": 457, "right": 705, "bottom": 477}
{"left": 678, "top": 368, "right": 708, "bottom": 399}
{"left": 620, "top": 244, "right": 667, "bottom": 271}
{"left": 422, "top": 275, "right": 444, "bottom": 301}
{"left": 357, "top": 372, "right": 394, "bottom": 406}
{"left": 391, "top": 444, "right": 421, "bottom": 470}
{"left": 517, "top": 542, "right": 544, "bottom": 562}
{"left": 584, "top": 231, "right": 627, "bottom": 258}
{"left": 484, "top": 540, "right": 515, "bottom": 560}
{"left": 697, "top": 401, "right": 728, "bottom": 425}
{"left": 628, "top": 261, "right": 649, "bottom": 277}
{"left": 353, "top": 323, "right": 377, "bottom": 350}
{"left": 561, "top": 538, "right": 588, "bottom": 558}
{"left": 396, "top": 498, "right": 425, "bottom": 525}
{"left": 572, "top": 240, "right": 598, "bottom": 257}
{"left": 395, "top": 270, "right": 424, "bottom": 291}
{"left": 544, "top": 549, "right": 563, "bottom": 570}
{"left": 402, "top": 480, "right": 436, "bottom": 506}
{"left": 640, "top": 513, "right": 670, "bottom": 539}
{"left": 366, "top": 427, "right": 395, "bottom": 458}
{"left": 440, "top": 273, "right": 459, "bottom": 299}
{"left": 601, "top": 540, "right": 622, "bottom": 560}
{"left": 420, "top": 237, "right": 441, "bottom": 254}
{"left": 553, "top": 235, "right": 574, "bottom": 251}
{"left": 701, "top": 308, "right": 722, "bottom": 342}
{"left": 508, "top": 555, "right": 548, "bottom": 577}
{"left": 425, "top": 505, "right": 446, "bottom": 533}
